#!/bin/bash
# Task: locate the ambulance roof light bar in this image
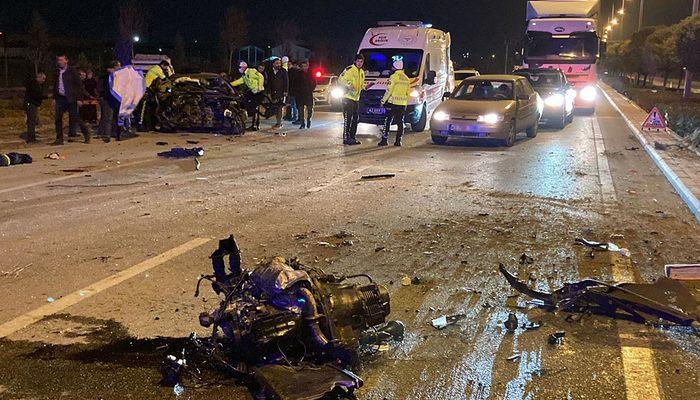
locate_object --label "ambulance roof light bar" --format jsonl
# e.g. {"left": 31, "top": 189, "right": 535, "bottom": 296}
{"left": 376, "top": 21, "right": 426, "bottom": 27}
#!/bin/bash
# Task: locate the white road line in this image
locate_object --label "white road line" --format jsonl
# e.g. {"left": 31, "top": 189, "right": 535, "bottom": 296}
{"left": 0, "top": 159, "right": 152, "bottom": 196}
{"left": 0, "top": 237, "right": 211, "bottom": 339}
{"left": 611, "top": 250, "right": 662, "bottom": 400}
{"left": 591, "top": 117, "right": 618, "bottom": 203}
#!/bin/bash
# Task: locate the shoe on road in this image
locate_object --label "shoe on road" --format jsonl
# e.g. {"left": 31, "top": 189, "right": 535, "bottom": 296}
{"left": 378, "top": 139, "right": 388, "bottom": 146}
{"left": 299, "top": 124, "right": 306, "bottom": 129}
{"left": 394, "top": 140, "right": 402, "bottom": 147}
{"left": 52, "top": 140, "right": 64, "bottom": 146}
{"left": 348, "top": 139, "right": 361, "bottom": 145}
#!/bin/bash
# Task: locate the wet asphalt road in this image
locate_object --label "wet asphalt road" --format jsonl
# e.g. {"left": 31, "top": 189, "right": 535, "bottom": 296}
{"left": 0, "top": 91, "right": 698, "bottom": 400}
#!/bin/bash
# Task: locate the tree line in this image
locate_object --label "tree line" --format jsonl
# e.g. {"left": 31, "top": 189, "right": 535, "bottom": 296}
{"left": 605, "top": 13, "right": 700, "bottom": 89}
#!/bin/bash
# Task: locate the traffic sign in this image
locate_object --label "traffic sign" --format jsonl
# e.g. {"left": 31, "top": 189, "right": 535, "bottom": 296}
{"left": 641, "top": 107, "right": 667, "bottom": 131}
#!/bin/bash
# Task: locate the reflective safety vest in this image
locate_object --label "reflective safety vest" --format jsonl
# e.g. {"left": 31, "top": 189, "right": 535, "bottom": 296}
{"left": 381, "top": 70, "right": 411, "bottom": 106}
{"left": 145, "top": 65, "right": 166, "bottom": 88}
{"left": 231, "top": 68, "right": 265, "bottom": 94}
{"left": 339, "top": 64, "right": 365, "bottom": 101}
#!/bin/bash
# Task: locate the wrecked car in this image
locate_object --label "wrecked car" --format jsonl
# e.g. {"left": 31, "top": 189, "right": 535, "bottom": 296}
{"left": 499, "top": 264, "right": 699, "bottom": 327}
{"left": 163, "top": 235, "right": 404, "bottom": 400}
{"left": 148, "top": 73, "right": 248, "bottom": 134}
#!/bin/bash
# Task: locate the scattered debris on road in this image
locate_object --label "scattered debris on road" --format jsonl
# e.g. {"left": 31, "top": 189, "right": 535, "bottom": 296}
{"left": 44, "top": 152, "right": 64, "bottom": 160}
{"left": 500, "top": 264, "right": 699, "bottom": 327}
{"left": 505, "top": 313, "right": 518, "bottom": 332}
{"left": 165, "top": 234, "right": 403, "bottom": 399}
{"left": 157, "top": 147, "right": 204, "bottom": 158}
{"left": 431, "top": 314, "right": 467, "bottom": 330}
{"left": 548, "top": 331, "right": 566, "bottom": 345}
{"left": 0, "top": 152, "right": 32, "bottom": 167}
{"left": 156, "top": 141, "right": 169, "bottom": 146}
{"left": 575, "top": 238, "right": 630, "bottom": 257}
{"left": 361, "top": 173, "right": 396, "bottom": 180}
{"left": 507, "top": 354, "right": 521, "bottom": 362}
{"left": 519, "top": 253, "right": 534, "bottom": 265}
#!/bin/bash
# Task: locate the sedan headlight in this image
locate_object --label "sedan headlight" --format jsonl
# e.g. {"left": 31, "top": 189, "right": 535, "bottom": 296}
{"left": 433, "top": 111, "right": 450, "bottom": 121}
{"left": 544, "top": 93, "right": 565, "bottom": 107}
{"left": 477, "top": 113, "right": 504, "bottom": 124}
{"left": 330, "top": 87, "right": 344, "bottom": 99}
{"left": 579, "top": 85, "right": 597, "bottom": 102}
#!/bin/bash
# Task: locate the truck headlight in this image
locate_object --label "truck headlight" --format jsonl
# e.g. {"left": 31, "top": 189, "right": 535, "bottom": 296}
{"left": 579, "top": 85, "right": 597, "bottom": 102}
{"left": 544, "top": 93, "right": 565, "bottom": 107}
{"left": 331, "top": 88, "right": 344, "bottom": 99}
{"left": 477, "top": 113, "right": 503, "bottom": 124}
{"left": 433, "top": 111, "right": 450, "bottom": 121}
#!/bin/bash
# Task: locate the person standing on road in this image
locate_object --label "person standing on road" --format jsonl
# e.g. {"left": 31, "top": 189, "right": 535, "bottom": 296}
{"left": 267, "top": 58, "right": 289, "bottom": 132}
{"left": 137, "top": 60, "right": 172, "bottom": 131}
{"left": 96, "top": 60, "right": 122, "bottom": 142}
{"left": 53, "top": 54, "right": 91, "bottom": 145}
{"left": 231, "top": 61, "right": 265, "bottom": 131}
{"left": 296, "top": 61, "right": 316, "bottom": 129}
{"left": 286, "top": 61, "right": 300, "bottom": 123}
{"left": 24, "top": 72, "right": 49, "bottom": 144}
{"left": 379, "top": 57, "right": 411, "bottom": 147}
{"left": 339, "top": 54, "right": 367, "bottom": 145}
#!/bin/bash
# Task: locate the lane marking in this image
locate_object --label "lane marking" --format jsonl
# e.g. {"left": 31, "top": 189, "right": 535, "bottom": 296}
{"left": 591, "top": 117, "right": 618, "bottom": 204}
{"left": 611, "top": 250, "right": 662, "bottom": 400}
{"left": 0, "top": 237, "right": 211, "bottom": 339}
{"left": 0, "top": 159, "right": 152, "bottom": 196}
{"left": 599, "top": 83, "right": 700, "bottom": 222}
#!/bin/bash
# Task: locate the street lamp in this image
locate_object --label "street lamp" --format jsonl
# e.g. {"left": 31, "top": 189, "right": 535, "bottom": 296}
{"left": 132, "top": 35, "right": 140, "bottom": 43}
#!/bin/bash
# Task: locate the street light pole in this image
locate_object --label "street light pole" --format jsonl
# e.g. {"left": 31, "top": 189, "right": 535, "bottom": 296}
{"left": 682, "top": 0, "right": 699, "bottom": 99}
{"left": 638, "top": 0, "right": 645, "bottom": 31}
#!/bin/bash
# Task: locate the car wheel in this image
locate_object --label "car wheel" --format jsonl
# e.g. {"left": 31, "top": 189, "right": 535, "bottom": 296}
{"left": 503, "top": 122, "right": 516, "bottom": 147}
{"left": 526, "top": 119, "right": 538, "bottom": 138}
{"left": 410, "top": 104, "right": 427, "bottom": 132}
{"left": 431, "top": 134, "right": 448, "bottom": 145}
{"left": 552, "top": 111, "right": 566, "bottom": 129}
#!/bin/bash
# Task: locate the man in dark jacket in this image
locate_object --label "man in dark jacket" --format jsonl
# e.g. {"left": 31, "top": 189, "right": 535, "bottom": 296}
{"left": 96, "top": 60, "right": 122, "bottom": 142}
{"left": 24, "top": 72, "right": 48, "bottom": 143}
{"left": 267, "top": 58, "right": 289, "bottom": 130}
{"left": 286, "top": 61, "right": 300, "bottom": 123}
{"left": 53, "top": 54, "right": 91, "bottom": 144}
{"left": 296, "top": 61, "right": 316, "bottom": 129}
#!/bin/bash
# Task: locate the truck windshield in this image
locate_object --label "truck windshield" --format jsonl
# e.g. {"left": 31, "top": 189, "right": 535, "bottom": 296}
{"left": 453, "top": 80, "right": 514, "bottom": 101}
{"left": 359, "top": 49, "right": 423, "bottom": 78}
{"left": 525, "top": 31, "right": 598, "bottom": 62}
{"left": 515, "top": 71, "right": 562, "bottom": 88}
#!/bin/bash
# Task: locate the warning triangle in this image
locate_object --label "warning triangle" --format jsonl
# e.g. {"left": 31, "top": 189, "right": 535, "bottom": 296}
{"left": 642, "top": 107, "right": 667, "bottom": 130}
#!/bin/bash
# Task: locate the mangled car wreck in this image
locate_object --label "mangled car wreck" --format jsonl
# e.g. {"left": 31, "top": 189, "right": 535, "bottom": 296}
{"left": 147, "top": 74, "right": 248, "bottom": 134}
{"left": 162, "top": 235, "right": 404, "bottom": 399}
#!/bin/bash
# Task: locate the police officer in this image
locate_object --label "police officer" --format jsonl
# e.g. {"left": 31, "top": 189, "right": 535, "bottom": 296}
{"left": 379, "top": 57, "right": 411, "bottom": 147}
{"left": 137, "top": 60, "right": 172, "bottom": 131}
{"left": 231, "top": 61, "right": 265, "bottom": 131}
{"left": 338, "top": 54, "right": 367, "bottom": 145}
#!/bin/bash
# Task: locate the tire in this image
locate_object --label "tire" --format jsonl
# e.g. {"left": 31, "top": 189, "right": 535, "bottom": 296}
{"left": 431, "top": 134, "right": 448, "bottom": 145}
{"left": 503, "top": 122, "right": 516, "bottom": 147}
{"left": 552, "top": 111, "right": 566, "bottom": 129}
{"left": 526, "top": 119, "right": 538, "bottom": 138}
{"left": 410, "top": 104, "right": 427, "bottom": 132}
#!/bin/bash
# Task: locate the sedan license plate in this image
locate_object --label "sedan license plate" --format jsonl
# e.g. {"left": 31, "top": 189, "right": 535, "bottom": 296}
{"left": 367, "top": 107, "right": 386, "bottom": 115}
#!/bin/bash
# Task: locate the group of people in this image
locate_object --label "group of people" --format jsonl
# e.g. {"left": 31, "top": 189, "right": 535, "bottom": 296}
{"left": 338, "top": 53, "right": 411, "bottom": 146}
{"left": 231, "top": 56, "right": 317, "bottom": 133}
{"left": 24, "top": 54, "right": 123, "bottom": 145}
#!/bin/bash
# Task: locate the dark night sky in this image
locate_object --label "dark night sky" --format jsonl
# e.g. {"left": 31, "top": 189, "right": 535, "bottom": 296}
{"left": 0, "top": 0, "right": 696, "bottom": 67}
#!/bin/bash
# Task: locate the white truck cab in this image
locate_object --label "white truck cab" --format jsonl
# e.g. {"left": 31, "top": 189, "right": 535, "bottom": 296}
{"left": 356, "top": 21, "right": 452, "bottom": 132}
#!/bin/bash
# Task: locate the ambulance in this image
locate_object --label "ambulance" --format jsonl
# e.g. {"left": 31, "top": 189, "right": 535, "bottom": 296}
{"left": 355, "top": 21, "right": 453, "bottom": 132}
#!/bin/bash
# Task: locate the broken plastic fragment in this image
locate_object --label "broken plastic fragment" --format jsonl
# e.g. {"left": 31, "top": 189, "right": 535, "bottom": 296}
{"left": 173, "top": 383, "right": 184, "bottom": 397}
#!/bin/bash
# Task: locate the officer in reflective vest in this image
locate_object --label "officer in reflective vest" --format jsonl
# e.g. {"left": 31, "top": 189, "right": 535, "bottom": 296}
{"left": 379, "top": 57, "right": 411, "bottom": 147}
{"left": 231, "top": 61, "right": 265, "bottom": 131}
{"left": 338, "top": 54, "right": 367, "bottom": 145}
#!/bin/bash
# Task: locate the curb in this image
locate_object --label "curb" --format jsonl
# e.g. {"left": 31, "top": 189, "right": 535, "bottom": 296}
{"left": 599, "top": 83, "right": 700, "bottom": 223}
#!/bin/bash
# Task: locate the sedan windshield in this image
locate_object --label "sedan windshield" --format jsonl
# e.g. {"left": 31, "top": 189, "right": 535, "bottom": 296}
{"left": 453, "top": 80, "right": 514, "bottom": 101}
{"left": 360, "top": 49, "right": 423, "bottom": 78}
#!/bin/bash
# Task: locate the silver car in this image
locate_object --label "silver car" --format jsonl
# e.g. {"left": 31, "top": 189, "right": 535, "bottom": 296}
{"left": 430, "top": 75, "right": 542, "bottom": 146}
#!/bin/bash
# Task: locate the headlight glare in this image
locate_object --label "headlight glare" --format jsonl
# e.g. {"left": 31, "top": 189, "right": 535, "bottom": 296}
{"left": 544, "top": 94, "right": 565, "bottom": 107}
{"left": 433, "top": 111, "right": 450, "bottom": 121}
{"left": 477, "top": 113, "right": 503, "bottom": 124}
{"left": 331, "top": 88, "right": 344, "bottom": 99}
{"left": 579, "top": 85, "right": 597, "bottom": 102}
